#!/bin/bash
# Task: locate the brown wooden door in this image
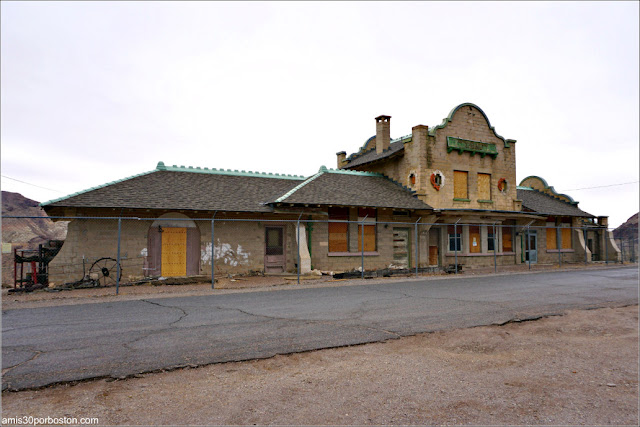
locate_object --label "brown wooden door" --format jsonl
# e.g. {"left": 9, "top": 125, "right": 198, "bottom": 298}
{"left": 265, "top": 227, "right": 285, "bottom": 273}
{"left": 429, "top": 246, "right": 439, "bottom": 266}
{"left": 469, "top": 226, "right": 481, "bottom": 254}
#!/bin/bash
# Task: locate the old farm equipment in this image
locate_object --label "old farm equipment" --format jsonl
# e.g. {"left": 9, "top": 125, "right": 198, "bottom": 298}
{"left": 12, "top": 240, "right": 63, "bottom": 292}
{"left": 88, "top": 257, "right": 122, "bottom": 287}
{"left": 11, "top": 241, "right": 122, "bottom": 291}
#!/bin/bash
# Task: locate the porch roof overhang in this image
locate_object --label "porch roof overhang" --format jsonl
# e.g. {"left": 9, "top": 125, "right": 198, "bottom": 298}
{"left": 433, "top": 208, "right": 546, "bottom": 223}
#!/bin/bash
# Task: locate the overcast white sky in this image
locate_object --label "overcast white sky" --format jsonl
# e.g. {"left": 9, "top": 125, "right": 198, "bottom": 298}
{"left": 1, "top": 1, "right": 638, "bottom": 228}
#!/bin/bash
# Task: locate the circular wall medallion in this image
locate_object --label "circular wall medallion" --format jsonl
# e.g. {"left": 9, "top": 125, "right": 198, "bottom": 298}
{"left": 430, "top": 170, "right": 445, "bottom": 191}
{"left": 498, "top": 178, "right": 508, "bottom": 193}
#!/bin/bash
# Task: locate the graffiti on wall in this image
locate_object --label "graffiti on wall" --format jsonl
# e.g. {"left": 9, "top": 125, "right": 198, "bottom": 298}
{"left": 201, "top": 240, "right": 250, "bottom": 267}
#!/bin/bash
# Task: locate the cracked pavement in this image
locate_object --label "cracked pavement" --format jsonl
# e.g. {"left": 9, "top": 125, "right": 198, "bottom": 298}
{"left": 2, "top": 267, "right": 638, "bottom": 391}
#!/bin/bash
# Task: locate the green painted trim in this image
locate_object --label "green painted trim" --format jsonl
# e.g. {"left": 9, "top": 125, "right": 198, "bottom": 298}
{"left": 345, "top": 135, "right": 375, "bottom": 162}
{"left": 40, "top": 160, "right": 306, "bottom": 207}
{"left": 324, "top": 168, "right": 382, "bottom": 177}
{"left": 478, "top": 200, "right": 494, "bottom": 203}
{"left": 392, "top": 134, "right": 412, "bottom": 143}
{"left": 162, "top": 163, "right": 305, "bottom": 180}
{"left": 516, "top": 186, "right": 533, "bottom": 190}
{"left": 453, "top": 198, "right": 471, "bottom": 202}
{"left": 428, "top": 102, "right": 515, "bottom": 148}
{"left": 446, "top": 136, "right": 498, "bottom": 159}
{"left": 274, "top": 169, "right": 325, "bottom": 203}
{"left": 40, "top": 169, "right": 157, "bottom": 207}
{"left": 345, "top": 135, "right": 412, "bottom": 163}
{"left": 518, "top": 175, "right": 579, "bottom": 205}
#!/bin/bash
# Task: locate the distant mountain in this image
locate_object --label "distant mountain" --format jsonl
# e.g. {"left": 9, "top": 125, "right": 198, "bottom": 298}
{"left": 2, "top": 191, "right": 67, "bottom": 244}
{"left": 2, "top": 191, "right": 68, "bottom": 286}
{"left": 613, "top": 212, "right": 638, "bottom": 241}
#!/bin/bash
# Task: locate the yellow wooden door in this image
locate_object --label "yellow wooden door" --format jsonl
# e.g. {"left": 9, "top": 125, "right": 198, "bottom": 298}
{"left": 161, "top": 228, "right": 187, "bottom": 277}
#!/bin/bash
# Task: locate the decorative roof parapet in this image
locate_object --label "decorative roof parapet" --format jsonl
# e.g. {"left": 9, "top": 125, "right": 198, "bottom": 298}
{"left": 428, "top": 102, "right": 516, "bottom": 148}
{"left": 345, "top": 134, "right": 411, "bottom": 162}
{"left": 518, "top": 175, "right": 579, "bottom": 205}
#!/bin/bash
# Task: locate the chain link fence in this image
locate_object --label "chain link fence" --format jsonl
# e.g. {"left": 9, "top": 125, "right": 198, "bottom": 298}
{"left": 1, "top": 215, "right": 631, "bottom": 294}
{"left": 615, "top": 237, "right": 638, "bottom": 263}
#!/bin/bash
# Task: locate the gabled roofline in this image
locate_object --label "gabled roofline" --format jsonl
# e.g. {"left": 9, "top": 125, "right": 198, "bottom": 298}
{"left": 40, "top": 169, "right": 157, "bottom": 207}
{"left": 40, "top": 161, "right": 306, "bottom": 207}
{"left": 272, "top": 166, "right": 386, "bottom": 203}
{"left": 270, "top": 165, "right": 428, "bottom": 208}
{"left": 274, "top": 169, "right": 325, "bottom": 203}
{"left": 428, "top": 102, "right": 516, "bottom": 148}
{"left": 158, "top": 161, "right": 305, "bottom": 180}
{"left": 345, "top": 135, "right": 411, "bottom": 163}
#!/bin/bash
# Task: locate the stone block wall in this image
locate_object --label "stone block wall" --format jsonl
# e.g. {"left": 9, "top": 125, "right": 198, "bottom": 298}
{"left": 308, "top": 210, "right": 429, "bottom": 273}
{"left": 351, "top": 105, "right": 518, "bottom": 212}
{"left": 47, "top": 218, "right": 149, "bottom": 285}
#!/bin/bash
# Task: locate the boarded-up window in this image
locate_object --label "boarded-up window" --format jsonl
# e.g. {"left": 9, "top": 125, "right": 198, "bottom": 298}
{"left": 328, "top": 207, "right": 349, "bottom": 252}
{"left": 454, "top": 171, "right": 468, "bottom": 199}
{"left": 477, "top": 173, "right": 491, "bottom": 201}
{"left": 502, "top": 222, "right": 513, "bottom": 252}
{"left": 547, "top": 227, "right": 557, "bottom": 249}
{"left": 469, "top": 225, "right": 481, "bottom": 253}
{"left": 357, "top": 208, "right": 376, "bottom": 252}
{"left": 561, "top": 227, "right": 572, "bottom": 249}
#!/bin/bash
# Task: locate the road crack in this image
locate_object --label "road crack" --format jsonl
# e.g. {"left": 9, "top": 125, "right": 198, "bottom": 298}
{"left": 2, "top": 349, "right": 43, "bottom": 376}
{"left": 215, "top": 305, "right": 403, "bottom": 338}
{"left": 141, "top": 299, "right": 188, "bottom": 326}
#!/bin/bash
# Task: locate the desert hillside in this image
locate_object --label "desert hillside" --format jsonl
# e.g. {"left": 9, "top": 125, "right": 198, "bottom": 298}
{"left": 613, "top": 212, "right": 638, "bottom": 241}
{"left": 2, "top": 191, "right": 68, "bottom": 285}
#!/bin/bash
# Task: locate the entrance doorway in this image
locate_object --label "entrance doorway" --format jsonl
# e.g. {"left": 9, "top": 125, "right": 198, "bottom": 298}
{"left": 525, "top": 230, "right": 538, "bottom": 263}
{"left": 161, "top": 227, "right": 187, "bottom": 276}
{"left": 428, "top": 228, "right": 439, "bottom": 266}
{"left": 393, "top": 228, "right": 410, "bottom": 268}
{"left": 147, "top": 213, "right": 200, "bottom": 278}
{"left": 265, "top": 227, "right": 285, "bottom": 273}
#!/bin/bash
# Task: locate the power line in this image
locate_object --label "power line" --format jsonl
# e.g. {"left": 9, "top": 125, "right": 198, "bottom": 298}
{"left": 559, "top": 181, "right": 639, "bottom": 191}
{"left": 1, "top": 174, "right": 65, "bottom": 193}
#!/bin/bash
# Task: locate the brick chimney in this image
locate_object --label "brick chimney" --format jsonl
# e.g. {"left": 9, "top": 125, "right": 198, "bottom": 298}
{"left": 336, "top": 151, "right": 347, "bottom": 169}
{"left": 375, "top": 115, "right": 391, "bottom": 154}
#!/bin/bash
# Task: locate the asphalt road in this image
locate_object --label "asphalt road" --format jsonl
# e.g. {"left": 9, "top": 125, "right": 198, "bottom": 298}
{"left": 2, "top": 267, "right": 638, "bottom": 391}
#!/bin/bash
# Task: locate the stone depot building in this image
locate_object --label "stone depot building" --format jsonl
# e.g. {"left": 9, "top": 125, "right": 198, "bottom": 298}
{"left": 42, "top": 103, "right": 620, "bottom": 283}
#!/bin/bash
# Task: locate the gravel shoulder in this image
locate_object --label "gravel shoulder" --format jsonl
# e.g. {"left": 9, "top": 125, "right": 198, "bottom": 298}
{"left": 2, "top": 305, "right": 637, "bottom": 426}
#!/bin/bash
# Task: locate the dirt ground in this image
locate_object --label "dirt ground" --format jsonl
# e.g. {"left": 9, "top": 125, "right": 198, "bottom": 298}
{"left": 1, "top": 262, "right": 633, "bottom": 311}
{"left": 1, "top": 305, "right": 637, "bottom": 426}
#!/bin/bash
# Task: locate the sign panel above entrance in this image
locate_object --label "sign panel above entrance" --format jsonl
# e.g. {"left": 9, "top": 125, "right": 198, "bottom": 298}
{"left": 446, "top": 136, "right": 498, "bottom": 159}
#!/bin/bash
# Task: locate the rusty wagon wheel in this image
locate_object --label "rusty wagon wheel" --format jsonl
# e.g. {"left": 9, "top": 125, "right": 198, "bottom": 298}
{"left": 89, "top": 257, "right": 122, "bottom": 287}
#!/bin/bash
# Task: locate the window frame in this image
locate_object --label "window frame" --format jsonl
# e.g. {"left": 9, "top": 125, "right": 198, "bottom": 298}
{"left": 448, "top": 225, "right": 462, "bottom": 252}
{"left": 487, "top": 229, "right": 495, "bottom": 252}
